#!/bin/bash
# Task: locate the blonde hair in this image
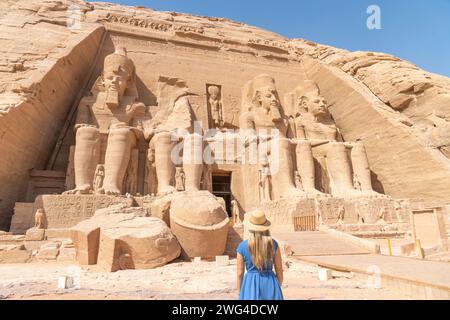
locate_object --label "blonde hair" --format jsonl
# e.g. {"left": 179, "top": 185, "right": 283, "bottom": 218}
{"left": 248, "top": 230, "right": 275, "bottom": 270}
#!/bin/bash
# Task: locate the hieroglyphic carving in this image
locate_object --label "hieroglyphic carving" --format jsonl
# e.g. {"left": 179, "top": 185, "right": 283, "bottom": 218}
{"left": 34, "top": 195, "right": 134, "bottom": 228}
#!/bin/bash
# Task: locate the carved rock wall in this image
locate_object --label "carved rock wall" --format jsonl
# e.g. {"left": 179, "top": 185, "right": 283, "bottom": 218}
{"left": 1, "top": 0, "right": 450, "bottom": 231}
{"left": 303, "top": 57, "right": 450, "bottom": 205}
{"left": 0, "top": 0, "right": 105, "bottom": 229}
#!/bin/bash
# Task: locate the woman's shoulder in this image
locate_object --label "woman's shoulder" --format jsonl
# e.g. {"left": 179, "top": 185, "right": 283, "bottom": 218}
{"left": 273, "top": 239, "right": 279, "bottom": 250}
{"left": 236, "top": 240, "right": 249, "bottom": 254}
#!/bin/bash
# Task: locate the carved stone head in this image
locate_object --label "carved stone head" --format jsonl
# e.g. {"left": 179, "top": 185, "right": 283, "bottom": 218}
{"left": 207, "top": 85, "right": 220, "bottom": 100}
{"left": 294, "top": 80, "right": 328, "bottom": 117}
{"left": 251, "top": 74, "right": 281, "bottom": 112}
{"left": 103, "top": 46, "right": 136, "bottom": 108}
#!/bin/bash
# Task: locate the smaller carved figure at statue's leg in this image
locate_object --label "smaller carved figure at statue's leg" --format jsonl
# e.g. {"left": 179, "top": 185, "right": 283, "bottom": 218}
{"left": 102, "top": 123, "right": 136, "bottom": 196}
{"left": 64, "top": 125, "right": 100, "bottom": 195}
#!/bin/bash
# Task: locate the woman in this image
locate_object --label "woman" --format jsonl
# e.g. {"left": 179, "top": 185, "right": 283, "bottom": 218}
{"left": 236, "top": 210, "right": 284, "bottom": 300}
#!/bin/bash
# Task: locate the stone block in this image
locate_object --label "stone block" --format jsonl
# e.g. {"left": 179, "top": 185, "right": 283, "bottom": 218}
{"left": 34, "top": 194, "right": 135, "bottom": 229}
{"left": 215, "top": 255, "right": 229, "bottom": 266}
{"left": 58, "top": 276, "right": 74, "bottom": 289}
{"left": 57, "top": 247, "right": 76, "bottom": 262}
{"left": 0, "top": 250, "right": 32, "bottom": 263}
{"left": 24, "top": 240, "right": 47, "bottom": 251}
{"left": 45, "top": 228, "right": 72, "bottom": 239}
{"left": 25, "top": 228, "right": 45, "bottom": 241}
{"left": 9, "top": 202, "right": 34, "bottom": 234}
{"left": 148, "top": 194, "right": 173, "bottom": 227}
{"left": 0, "top": 244, "right": 24, "bottom": 251}
{"left": 70, "top": 227, "right": 100, "bottom": 265}
{"left": 37, "top": 248, "right": 59, "bottom": 260}
{"left": 318, "top": 268, "right": 332, "bottom": 281}
{"left": 97, "top": 217, "right": 181, "bottom": 272}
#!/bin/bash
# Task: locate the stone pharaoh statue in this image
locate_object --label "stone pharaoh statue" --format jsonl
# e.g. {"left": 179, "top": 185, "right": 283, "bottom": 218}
{"left": 66, "top": 46, "right": 145, "bottom": 195}
{"left": 239, "top": 74, "right": 306, "bottom": 200}
{"left": 289, "top": 80, "right": 382, "bottom": 198}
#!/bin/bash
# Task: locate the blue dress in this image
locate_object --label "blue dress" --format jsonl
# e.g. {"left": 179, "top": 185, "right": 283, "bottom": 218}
{"left": 237, "top": 239, "right": 284, "bottom": 300}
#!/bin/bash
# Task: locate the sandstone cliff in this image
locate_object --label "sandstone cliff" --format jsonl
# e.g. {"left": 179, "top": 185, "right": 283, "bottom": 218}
{"left": 0, "top": 0, "right": 449, "bottom": 229}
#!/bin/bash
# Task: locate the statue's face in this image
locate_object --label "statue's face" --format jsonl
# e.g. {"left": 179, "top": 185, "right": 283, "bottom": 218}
{"left": 257, "top": 86, "right": 280, "bottom": 111}
{"left": 104, "top": 65, "right": 130, "bottom": 99}
{"left": 301, "top": 93, "right": 328, "bottom": 116}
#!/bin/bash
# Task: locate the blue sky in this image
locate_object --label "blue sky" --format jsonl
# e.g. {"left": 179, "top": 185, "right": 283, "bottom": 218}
{"left": 100, "top": 0, "right": 450, "bottom": 77}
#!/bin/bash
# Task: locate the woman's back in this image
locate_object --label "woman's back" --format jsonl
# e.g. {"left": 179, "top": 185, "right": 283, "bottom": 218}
{"left": 237, "top": 239, "right": 284, "bottom": 300}
{"left": 237, "top": 239, "right": 278, "bottom": 272}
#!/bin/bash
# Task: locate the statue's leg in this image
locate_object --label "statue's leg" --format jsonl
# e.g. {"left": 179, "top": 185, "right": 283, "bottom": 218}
{"left": 102, "top": 126, "right": 136, "bottom": 195}
{"left": 326, "top": 142, "right": 357, "bottom": 197}
{"left": 183, "top": 133, "right": 203, "bottom": 191}
{"left": 268, "top": 137, "right": 305, "bottom": 199}
{"left": 351, "top": 141, "right": 380, "bottom": 196}
{"left": 66, "top": 126, "right": 100, "bottom": 194}
{"left": 295, "top": 140, "right": 327, "bottom": 196}
{"left": 154, "top": 132, "right": 177, "bottom": 195}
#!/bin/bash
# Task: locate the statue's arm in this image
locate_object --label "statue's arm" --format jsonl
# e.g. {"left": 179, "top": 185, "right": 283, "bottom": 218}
{"left": 74, "top": 98, "right": 92, "bottom": 130}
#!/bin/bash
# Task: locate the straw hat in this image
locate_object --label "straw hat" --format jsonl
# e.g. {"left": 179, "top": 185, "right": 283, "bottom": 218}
{"left": 245, "top": 210, "right": 271, "bottom": 232}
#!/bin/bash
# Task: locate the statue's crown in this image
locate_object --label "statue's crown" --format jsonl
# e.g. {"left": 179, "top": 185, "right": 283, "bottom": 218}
{"left": 252, "top": 74, "right": 276, "bottom": 91}
{"left": 104, "top": 46, "right": 134, "bottom": 75}
{"left": 295, "top": 80, "right": 319, "bottom": 96}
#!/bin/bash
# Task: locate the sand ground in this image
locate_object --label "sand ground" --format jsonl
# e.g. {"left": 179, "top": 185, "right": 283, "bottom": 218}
{"left": 0, "top": 257, "right": 412, "bottom": 300}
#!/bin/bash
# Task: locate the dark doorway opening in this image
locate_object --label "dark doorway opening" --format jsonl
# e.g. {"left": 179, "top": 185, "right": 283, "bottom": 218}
{"left": 212, "top": 173, "right": 232, "bottom": 217}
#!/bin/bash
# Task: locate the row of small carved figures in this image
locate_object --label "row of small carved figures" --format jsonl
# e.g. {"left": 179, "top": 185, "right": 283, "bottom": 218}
{"left": 105, "top": 13, "right": 204, "bottom": 34}
{"left": 104, "top": 13, "right": 302, "bottom": 55}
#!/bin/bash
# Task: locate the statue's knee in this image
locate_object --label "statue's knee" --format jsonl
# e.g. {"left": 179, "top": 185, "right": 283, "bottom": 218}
{"left": 76, "top": 126, "right": 99, "bottom": 141}
{"left": 109, "top": 127, "right": 135, "bottom": 145}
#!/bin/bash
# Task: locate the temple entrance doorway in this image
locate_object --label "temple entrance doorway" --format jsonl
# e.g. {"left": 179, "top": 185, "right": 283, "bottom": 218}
{"left": 212, "top": 172, "right": 232, "bottom": 217}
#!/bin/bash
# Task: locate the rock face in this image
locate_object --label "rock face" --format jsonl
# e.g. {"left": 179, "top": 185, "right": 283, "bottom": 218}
{"left": 71, "top": 204, "right": 180, "bottom": 271}
{"left": 170, "top": 191, "right": 230, "bottom": 259}
{"left": 0, "top": 0, "right": 449, "bottom": 242}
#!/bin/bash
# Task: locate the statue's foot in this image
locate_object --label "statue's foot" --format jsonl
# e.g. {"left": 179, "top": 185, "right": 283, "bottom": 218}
{"left": 103, "top": 186, "right": 122, "bottom": 196}
{"left": 95, "top": 188, "right": 105, "bottom": 195}
{"left": 361, "top": 190, "right": 388, "bottom": 198}
{"left": 63, "top": 184, "right": 92, "bottom": 195}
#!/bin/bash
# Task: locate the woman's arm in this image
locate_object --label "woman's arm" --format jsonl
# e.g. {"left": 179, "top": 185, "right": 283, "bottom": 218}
{"left": 274, "top": 247, "right": 284, "bottom": 285}
{"left": 236, "top": 253, "right": 245, "bottom": 295}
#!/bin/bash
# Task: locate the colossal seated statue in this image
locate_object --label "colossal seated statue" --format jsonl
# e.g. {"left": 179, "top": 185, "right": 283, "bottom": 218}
{"left": 239, "top": 74, "right": 305, "bottom": 200}
{"left": 289, "top": 80, "right": 382, "bottom": 198}
{"left": 142, "top": 76, "right": 203, "bottom": 195}
{"left": 66, "top": 46, "right": 145, "bottom": 195}
{"left": 66, "top": 45, "right": 203, "bottom": 197}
